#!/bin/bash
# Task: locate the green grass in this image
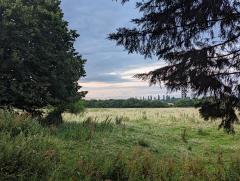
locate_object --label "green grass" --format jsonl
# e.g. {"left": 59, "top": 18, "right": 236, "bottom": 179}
{"left": 1, "top": 108, "right": 240, "bottom": 180}
{"left": 63, "top": 108, "right": 240, "bottom": 161}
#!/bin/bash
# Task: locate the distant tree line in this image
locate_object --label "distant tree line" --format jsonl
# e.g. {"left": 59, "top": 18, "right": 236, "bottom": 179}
{"left": 85, "top": 98, "right": 201, "bottom": 108}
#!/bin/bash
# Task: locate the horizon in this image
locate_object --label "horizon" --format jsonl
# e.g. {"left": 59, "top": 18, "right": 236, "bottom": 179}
{"left": 83, "top": 94, "right": 186, "bottom": 101}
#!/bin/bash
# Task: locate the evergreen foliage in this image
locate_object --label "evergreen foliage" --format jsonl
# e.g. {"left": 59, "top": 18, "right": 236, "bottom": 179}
{"left": 110, "top": 0, "right": 240, "bottom": 133}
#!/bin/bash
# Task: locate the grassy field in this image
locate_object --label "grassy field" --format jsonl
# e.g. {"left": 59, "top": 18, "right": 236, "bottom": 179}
{"left": 63, "top": 108, "right": 240, "bottom": 162}
{"left": 1, "top": 108, "right": 240, "bottom": 180}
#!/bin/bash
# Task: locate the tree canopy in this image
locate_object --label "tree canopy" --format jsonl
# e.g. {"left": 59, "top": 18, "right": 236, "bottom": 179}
{"left": 110, "top": 0, "right": 240, "bottom": 132}
{"left": 0, "top": 0, "right": 86, "bottom": 115}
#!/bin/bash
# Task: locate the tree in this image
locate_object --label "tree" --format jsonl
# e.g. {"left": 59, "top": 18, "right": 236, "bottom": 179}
{"left": 110, "top": 0, "right": 240, "bottom": 133}
{"left": 0, "top": 0, "right": 86, "bottom": 120}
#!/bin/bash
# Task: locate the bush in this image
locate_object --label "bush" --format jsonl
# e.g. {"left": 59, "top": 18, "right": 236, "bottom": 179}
{"left": 67, "top": 100, "right": 85, "bottom": 115}
{"left": 0, "top": 110, "right": 44, "bottom": 137}
{"left": 0, "top": 134, "right": 59, "bottom": 180}
{"left": 0, "top": 111, "right": 59, "bottom": 180}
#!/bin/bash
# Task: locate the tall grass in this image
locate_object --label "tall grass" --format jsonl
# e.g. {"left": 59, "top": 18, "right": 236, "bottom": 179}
{"left": 1, "top": 109, "right": 240, "bottom": 180}
{"left": 72, "top": 147, "right": 240, "bottom": 181}
{"left": 0, "top": 111, "right": 60, "bottom": 180}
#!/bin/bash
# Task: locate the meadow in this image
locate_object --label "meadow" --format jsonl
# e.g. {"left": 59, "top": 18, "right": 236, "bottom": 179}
{"left": 1, "top": 108, "right": 240, "bottom": 180}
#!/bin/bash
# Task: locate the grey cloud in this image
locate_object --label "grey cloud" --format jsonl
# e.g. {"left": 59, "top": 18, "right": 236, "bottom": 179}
{"left": 83, "top": 74, "right": 125, "bottom": 83}
{"left": 61, "top": 0, "right": 145, "bottom": 80}
{"left": 61, "top": 0, "right": 179, "bottom": 98}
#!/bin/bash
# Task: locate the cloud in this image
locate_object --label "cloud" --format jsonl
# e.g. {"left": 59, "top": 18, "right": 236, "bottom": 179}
{"left": 82, "top": 85, "right": 166, "bottom": 100}
{"left": 79, "top": 63, "right": 181, "bottom": 100}
{"left": 61, "top": 0, "right": 148, "bottom": 79}
{"left": 117, "top": 63, "right": 165, "bottom": 80}
{"left": 80, "top": 81, "right": 148, "bottom": 89}
{"left": 61, "top": 0, "right": 180, "bottom": 99}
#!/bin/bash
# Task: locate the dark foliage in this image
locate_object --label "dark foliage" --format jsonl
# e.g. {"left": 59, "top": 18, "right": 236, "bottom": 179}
{"left": 85, "top": 98, "right": 168, "bottom": 108}
{"left": 85, "top": 98, "right": 200, "bottom": 108}
{"left": 110, "top": 0, "right": 240, "bottom": 133}
{"left": 0, "top": 0, "right": 86, "bottom": 116}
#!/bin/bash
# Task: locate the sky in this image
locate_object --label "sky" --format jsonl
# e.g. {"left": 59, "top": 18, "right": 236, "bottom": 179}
{"left": 61, "top": 0, "right": 181, "bottom": 99}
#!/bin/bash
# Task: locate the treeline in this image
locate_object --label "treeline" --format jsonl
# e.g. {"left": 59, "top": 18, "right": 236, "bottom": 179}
{"left": 84, "top": 98, "right": 201, "bottom": 108}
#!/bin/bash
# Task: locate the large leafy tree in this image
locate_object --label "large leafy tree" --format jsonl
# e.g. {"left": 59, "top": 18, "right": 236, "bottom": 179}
{"left": 0, "top": 0, "right": 86, "bottom": 116}
{"left": 110, "top": 0, "right": 240, "bottom": 132}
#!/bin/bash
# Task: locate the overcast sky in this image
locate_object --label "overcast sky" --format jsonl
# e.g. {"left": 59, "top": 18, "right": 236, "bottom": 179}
{"left": 61, "top": 0, "right": 181, "bottom": 99}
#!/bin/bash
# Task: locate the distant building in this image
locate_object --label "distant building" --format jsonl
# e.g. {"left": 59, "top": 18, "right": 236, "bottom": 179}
{"left": 181, "top": 88, "right": 187, "bottom": 99}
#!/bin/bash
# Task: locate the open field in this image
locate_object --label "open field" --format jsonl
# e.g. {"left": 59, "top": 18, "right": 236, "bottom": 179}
{"left": 63, "top": 108, "right": 240, "bottom": 162}
{"left": 1, "top": 108, "right": 240, "bottom": 180}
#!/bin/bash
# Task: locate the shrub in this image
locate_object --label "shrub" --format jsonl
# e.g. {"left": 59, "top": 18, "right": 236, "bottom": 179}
{"left": 0, "top": 134, "right": 59, "bottom": 180}
{"left": 67, "top": 100, "right": 85, "bottom": 115}
{"left": 0, "top": 111, "right": 60, "bottom": 180}
{"left": 0, "top": 110, "right": 44, "bottom": 137}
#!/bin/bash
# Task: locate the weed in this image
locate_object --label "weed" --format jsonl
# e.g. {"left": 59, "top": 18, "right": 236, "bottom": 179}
{"left": 138, "top": 139, "right": 150, "bottom": 148}
{"left": 142, "top": 111, "right": 148, "bottom": 120}
{"left": 115, "top": 116, "right": 129, "bottom": 125}
{"left": 197, "top": 128, "right": 208, "bottom": 136}
{"left": 181, "top": 128, "right": 188, "bottom": 143}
